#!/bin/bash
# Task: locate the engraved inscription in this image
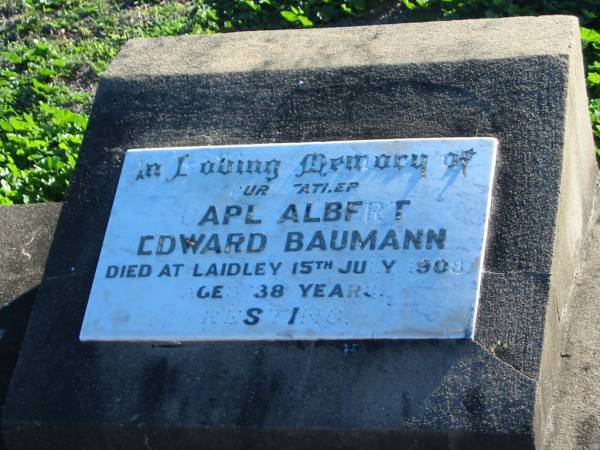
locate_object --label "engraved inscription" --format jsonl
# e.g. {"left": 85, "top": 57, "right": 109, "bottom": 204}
{"left": 80, "top": 138, "right": 497, "bottom": 341}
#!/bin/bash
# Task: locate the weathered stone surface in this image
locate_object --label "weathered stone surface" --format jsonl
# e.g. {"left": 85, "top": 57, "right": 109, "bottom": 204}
{"left": 544, "top": 179, "right": 600, "bottom": 449}
{"left": 0, "top": 203, "right": 61, "bottom": 450}
{"left": 3, "top": 16, "right": 598, "bottom": 449}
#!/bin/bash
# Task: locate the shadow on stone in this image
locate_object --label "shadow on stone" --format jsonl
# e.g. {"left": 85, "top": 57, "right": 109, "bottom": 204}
{"left": 0, "top": 287, "right": 38, "bottom": 450}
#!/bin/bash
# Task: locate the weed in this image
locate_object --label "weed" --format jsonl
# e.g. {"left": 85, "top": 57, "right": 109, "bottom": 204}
{"left": 490, "top": 339, "right": 511, "bottom": 355}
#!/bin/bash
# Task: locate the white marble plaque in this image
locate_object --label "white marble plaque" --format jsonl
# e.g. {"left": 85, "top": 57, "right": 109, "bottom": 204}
{"left": 80, "top": 138, "right": 497, "bottom": 341}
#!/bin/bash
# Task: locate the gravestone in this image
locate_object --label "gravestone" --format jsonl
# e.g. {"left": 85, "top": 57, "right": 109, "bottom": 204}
{"left": 3, "top": 15, "right": 598, "bottom": 450}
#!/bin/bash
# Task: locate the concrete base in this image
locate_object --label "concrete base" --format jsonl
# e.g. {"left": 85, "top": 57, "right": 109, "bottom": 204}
{"left": 0, "top": 203, "right": 62, "bottom": 450}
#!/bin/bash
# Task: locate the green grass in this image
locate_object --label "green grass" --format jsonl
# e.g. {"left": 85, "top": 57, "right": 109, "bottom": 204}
{"left": 1, "top": 0, "right": 599, "bottom": 204}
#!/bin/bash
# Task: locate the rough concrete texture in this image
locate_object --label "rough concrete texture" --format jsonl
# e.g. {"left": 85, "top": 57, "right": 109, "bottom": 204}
{"left": 107, "top": 16, "right": 577, "bottom": 76}
{"left": 533, "top": 25, "right": 599, "bottom": 448}
{"left": 0, "top": 203, "right": 61, "bottom": 450}
{"left": 3, "top": 16, "right": 598, "bottom": 449}
{"left": 544, "top": 179, "right": 600, "bottom": 450}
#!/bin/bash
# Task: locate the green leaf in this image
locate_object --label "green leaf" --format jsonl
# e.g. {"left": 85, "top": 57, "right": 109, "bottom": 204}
{"left": 22, "top": 113, "right": 36, "bottom": 128}
{"left": 280, "top": 10, "right": 298, "bottom": 22}
{"left": 45, "top": 156, "right": 62, "bottom": 170}
{"left": 403, "top": 0, "right": 416, "bottom": 10}
{"left": 340, "top": 3, "right": 352, "bottom": 14}
{"left": 32, "top": 78, "right": 53, "bottom": 93}
{"left": 581, "top": 27, "right": 600, "bottom": 44}
{"left": 588, "top": 72, "right": 600, "bottom": 85}
{"left": 8, "top": 117, "right": 30, "bottom": 131}
{"left": 39, "top": 102, "right": 55, "bottom": 115}
{"left": 2, "top": 51, "right": 23, "bottom": 65}
{"left": 34, "top": 42, "right": 50, "bottom": 55}
{"left": 37, "top": 67, "right": 57, "bottom": 78}
{"left": 0, "top": 179, "right": 12, "bottom": 192}
{"left": 0, "top": 119, "right": 13, "bottom": 132}
{"left": 244, "top": 0, "right": 259, "bottom": 12}
{"left": 297, "top": 15, "right": 314, "bottom": 27}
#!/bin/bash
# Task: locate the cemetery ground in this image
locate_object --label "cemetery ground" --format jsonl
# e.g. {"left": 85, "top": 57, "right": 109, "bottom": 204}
{"left": 0, "top": 0, "right": 600, "bottom": 206}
